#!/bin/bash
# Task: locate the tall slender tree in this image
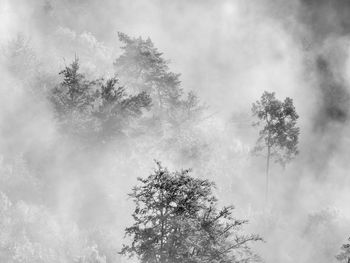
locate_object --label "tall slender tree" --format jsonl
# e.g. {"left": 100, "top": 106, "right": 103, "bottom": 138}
{"left": 252, "top": 91, "right": 299, "bottom": 202}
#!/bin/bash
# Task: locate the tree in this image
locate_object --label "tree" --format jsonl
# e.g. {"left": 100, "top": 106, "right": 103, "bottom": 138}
{"left": 114, "top": 33, "right": 204, "bottom": 131}
{"left": 251, "top": 91, "right": 299, "bottom": 202}
{"left": 50, "top": 57, "right": 99, "bottom": 139}
{"left": 2, "top": 34, "right": 39, "bottom": 83}
{"left": 120, "top": 161, "right": 261, "bottom": 263}
{"left": 50, "top": 58, "right": 152, "bottom": 142}
{"left": 114, "top": 32, "right": 179, "bottom": 111}
{"left": 94, "top": 76, "right": 151, "bottom": 140}
{"left": 51, "top": 57, "right": 97, "bottom": 115}
{"left": 336, "top": 238, "right": 350, "bottom": 263}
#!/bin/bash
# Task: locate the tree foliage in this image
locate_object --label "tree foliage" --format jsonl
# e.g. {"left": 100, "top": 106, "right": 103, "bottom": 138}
{"left": 252, "top": 91, "right": 299, "bottom": 202}
{"left": 51, "top": 57, "right": 97, "bottom": 115}
{"left": 94, "top": 77, "right": 151, "bottom": 139}
{"left": 50, "top": 58, "right": 151, "bottom": 141}
{"left": 336, "top": 238, "right": 350, "bottom": 263}
{"left": 49, "top": 33, "right": 207, "bottom": 142}
{"left": 115, "top": 32, "right": 204, "bottom": 129}
{"left": 252, "top": 91, "right": 300, "bottom": 166}
{"left": 120, "top": 161, "right": 261, "bottom": 263}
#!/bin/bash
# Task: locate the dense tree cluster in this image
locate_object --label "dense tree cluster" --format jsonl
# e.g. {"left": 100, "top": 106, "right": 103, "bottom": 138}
{"left": 49, "top": 33, "right": 205, "bottom": 144}
{"left": 1, "top": 31, "right": 309, "bottom": 263}
{"left": 51, "top": 57, "right": 152, "bottom": 140}
{"left": 0, "top": 32, "right": 217, "bottom": 262}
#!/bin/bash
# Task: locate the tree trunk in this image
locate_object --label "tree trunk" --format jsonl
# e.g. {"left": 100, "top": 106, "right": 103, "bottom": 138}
{"left": 160, "top": 194, "right": 165, "bottom": 263}
{"left": 265, "top": 118, "right": 272, "bottom": 206}
{"left": 265, "top": 144, "right": 271, "bottom": 205}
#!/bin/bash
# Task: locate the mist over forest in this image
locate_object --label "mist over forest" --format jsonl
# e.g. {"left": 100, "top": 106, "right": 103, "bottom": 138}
{"left": 1, "top": 0, "right": 350, "bottom": 262}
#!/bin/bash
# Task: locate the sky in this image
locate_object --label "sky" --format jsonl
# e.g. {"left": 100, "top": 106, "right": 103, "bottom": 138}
{"left": 1, "top": 0, "right": 350, "bottom": 262}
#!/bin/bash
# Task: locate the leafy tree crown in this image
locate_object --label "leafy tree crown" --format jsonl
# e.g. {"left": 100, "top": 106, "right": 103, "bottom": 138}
{"left": 252, "top": 91, "right": 300, "bottom": 166}
{"left": 120, "top": 161, "right": 261, "bottom": 263}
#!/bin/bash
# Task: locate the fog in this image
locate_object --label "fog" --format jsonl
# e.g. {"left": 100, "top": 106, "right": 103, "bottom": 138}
{"left": 0, "top": 0, "right": 350, "bottom": 262}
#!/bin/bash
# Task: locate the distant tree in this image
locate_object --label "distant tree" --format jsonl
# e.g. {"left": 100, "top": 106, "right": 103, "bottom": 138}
{"left": 114, "top": 32, "right": 179, "bottom": 110}
{"left": 94, "top": 77, "right": 151, "bottom": 139}
{"left": 51, "top": 57, "right": 97, "bottom": 115}
{"left": 336, "top": 238, "right": 350, "bottom": 263}
{"left": 50, "top": 57, "right": 99, "bottom": 139}
{"left": 50, "top": 58, "right": 152, "bottom": 141}
{"left": 252, "top": 91, "right": 299, "bottom": 202}
{"left": 120, "top": 161, "right": 261, "bottom": 263}
{"left": 167, "top": 91, "right": 206, "bottom": 129}
{"left": 114, "top": 32, "right": 204, "bottom": 130}
{"left": 2, "top": 34, "right": 39, "bottom": 83}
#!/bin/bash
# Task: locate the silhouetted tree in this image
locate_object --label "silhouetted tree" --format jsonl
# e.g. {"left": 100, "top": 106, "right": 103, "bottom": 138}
{"left": 51, "top": 58, "right": 152, "bottom": 141}
{"left": 120, "top": 161, "right": 261, "bottom": 263}
{"left": 252, "top": 91, "right": 299, "bottom": 202}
